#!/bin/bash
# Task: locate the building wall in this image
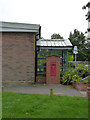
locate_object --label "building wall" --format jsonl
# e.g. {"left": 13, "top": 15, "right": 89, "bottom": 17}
{"left": 2, "top": 32, "right": 35, "bottom": 83}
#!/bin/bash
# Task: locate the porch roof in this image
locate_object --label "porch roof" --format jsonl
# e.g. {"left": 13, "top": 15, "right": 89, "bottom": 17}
{"left": 37, "top": 39, "right": 72, "bottom": 49}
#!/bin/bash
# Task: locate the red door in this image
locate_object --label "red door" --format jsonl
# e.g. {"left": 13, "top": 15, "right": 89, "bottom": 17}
{"left": 50, "top": 62, "right": 56, "bottom": 76}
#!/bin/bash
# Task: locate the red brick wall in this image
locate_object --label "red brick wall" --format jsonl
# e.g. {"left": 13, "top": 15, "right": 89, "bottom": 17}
{"left": 46, "top": 56, "right": 60, "bottom": 84}
{"left": 2, "top": 32, "right": 35, "bottom": 83}
{"left": 36, "top": 76, "right": 46, "bottom": 83}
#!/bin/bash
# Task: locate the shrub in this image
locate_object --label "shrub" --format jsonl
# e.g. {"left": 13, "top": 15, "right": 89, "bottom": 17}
{"left": 81, "top": 76, "right": 90, "bottom": 84}
{"left": 71, "top": 75, "right": 82, "bottom": 83}
{"left": 75, "top": 65, "right": 89, "bottom": 78}
{"left": 62, "top": 68, "right": 74, "bottom": 85}
{"left": 69, "top": 62, "right": 75, "bottom": 68}
{"left": 62, "top": 65, "right": 89, "bottom": 85}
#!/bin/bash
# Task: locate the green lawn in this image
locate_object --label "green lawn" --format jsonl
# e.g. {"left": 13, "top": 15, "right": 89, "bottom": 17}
{"left": 2, "top": 92, "right": 88, "bottom": 118}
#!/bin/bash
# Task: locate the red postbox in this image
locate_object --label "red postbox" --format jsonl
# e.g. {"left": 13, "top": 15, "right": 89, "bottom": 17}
{"left": 50, "top": 62, "right": 56, "bottom": 76}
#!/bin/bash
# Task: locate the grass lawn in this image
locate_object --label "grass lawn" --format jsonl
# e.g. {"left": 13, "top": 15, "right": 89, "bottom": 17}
{"left": 2, "top": 92, "right": 88, "bottom": 118}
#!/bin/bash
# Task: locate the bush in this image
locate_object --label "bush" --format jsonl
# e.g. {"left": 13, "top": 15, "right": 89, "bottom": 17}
{"left": 62, "top": 68, "right": 74, "bottom": 85}
{"left": 81, "top": 77, "right": 90, "bottom": 84}
{"left": 69, "top": 62, "right": 75, "bottom": 68}
{"left": 62, "top": 65, "right": 89, "bottom": 85}
{"left": 76, "top": 65, "right": 89, "bottom": 78}
{"left": 71, "top": 75, "right": 82, "bottom": 83}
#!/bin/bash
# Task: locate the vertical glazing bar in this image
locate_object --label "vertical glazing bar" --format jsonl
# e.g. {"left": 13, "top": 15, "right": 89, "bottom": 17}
{"left": 66, "top": 49, "right": 68, "bottom": 69}
{"left": 62, "top": 50, "right": 63, "bottom": 71}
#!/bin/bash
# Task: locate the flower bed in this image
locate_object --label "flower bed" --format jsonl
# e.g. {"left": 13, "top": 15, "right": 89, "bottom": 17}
{"left": 62, "top": 65, "right": 89, "bottom": 86}
{"left": 72, "top": 82, "right": 88, "bottom": 91}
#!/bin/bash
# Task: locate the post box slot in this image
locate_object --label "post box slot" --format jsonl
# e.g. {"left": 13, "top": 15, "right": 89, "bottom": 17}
{"left": 50, "top": 62, "right": 56, "bottom": 76}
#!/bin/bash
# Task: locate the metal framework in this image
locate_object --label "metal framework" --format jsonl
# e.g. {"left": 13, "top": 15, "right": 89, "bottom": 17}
{"left": 36, "top": 39, "right": 72, "bottom": 77}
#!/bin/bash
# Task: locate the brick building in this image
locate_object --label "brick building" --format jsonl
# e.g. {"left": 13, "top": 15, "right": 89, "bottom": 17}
{"left": 0, "top": 21, "right": 41, "bottom": 83}
{"left": 0, "top": 21, "right": 72, "bottom": 84}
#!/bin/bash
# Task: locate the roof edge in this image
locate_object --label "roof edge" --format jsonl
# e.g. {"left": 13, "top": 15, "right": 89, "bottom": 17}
{"left": 0, "top": 21, "right": 41, "bottom": 33}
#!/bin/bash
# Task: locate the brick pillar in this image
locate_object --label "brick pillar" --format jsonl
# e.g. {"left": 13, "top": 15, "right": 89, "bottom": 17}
{"left": 46, "top": 56, "right": 60, "bottom": 84}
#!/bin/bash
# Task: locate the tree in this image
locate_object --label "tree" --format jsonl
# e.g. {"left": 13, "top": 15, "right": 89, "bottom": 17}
{"left": 51, "top": 33, "right": 63, "bottom": 39}
{"left": 82, "top": 1, "right": 90, "bottom": 60}
{"left": 82, "top": 2, "right": 90, "bottom": 20}
{"left": 82, "top": 2, "right": 90, "bottom": 33}
{"left": 69, "top": 29, "right": 89, "bottom": 61}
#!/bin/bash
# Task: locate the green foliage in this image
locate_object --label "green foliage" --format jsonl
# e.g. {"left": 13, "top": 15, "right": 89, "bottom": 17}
{"left": 82, "top": 2, "right": 90, "bottom": 9}
{"left": 62, "top": 68, "right": 74, "bottom": 85}
{"left": 76, "top": 65, "right": 89, "bottom": 78}
{"left": 82, "top": 2, "right": 90, "bottom": 21}
{"left": 37, "top": 49, "right": 61, "bottom": 66}
{"left": 72, "top": 75, "right": 82, "bottom": 83}
{"left": 68, "top": 52, "right": 74, "bottom": 61}
{"left": 82, "top": 1, "right": 90, "bottom": 44}
{"left": 62, "top": 65, "right": 89, "bottom": 85}
{"left": 82, "top": 77, "right": 90, "bottom": 84}
{"left": 37, "top": 49, "right": 62, "bottom": 76}
{"left": 51, "top": 33, "right": 63, "bottom": 39}
{"left": 69, "top": 63, "right": 75, "bottom": 68}
{"left": 69, "top": 29, "right": 89, "bottom": 61}
{"left": 82, "top": 1, "right": 90, "bottom": 60}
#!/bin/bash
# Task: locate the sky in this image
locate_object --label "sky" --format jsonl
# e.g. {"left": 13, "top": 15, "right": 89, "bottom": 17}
{"left": 0, "top": 0, "right": 89, "bottom": 39}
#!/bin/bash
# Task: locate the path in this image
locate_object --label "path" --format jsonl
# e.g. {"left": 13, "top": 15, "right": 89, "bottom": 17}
{"left": 4, "top": 83, "right": 87, "bottom": 97}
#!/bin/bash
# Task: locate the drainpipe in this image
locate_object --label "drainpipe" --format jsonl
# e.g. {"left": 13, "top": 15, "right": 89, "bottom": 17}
{"left": 35, "top": 26, "right": 41, "bottom": 83}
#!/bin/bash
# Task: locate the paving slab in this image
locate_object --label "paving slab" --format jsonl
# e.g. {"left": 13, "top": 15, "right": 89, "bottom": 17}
{"left": 3, "top": 83, "right": 87, "bottom": 97}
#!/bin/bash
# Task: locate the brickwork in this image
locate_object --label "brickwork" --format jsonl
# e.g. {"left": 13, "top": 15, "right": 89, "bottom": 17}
{"left": 36, "top": 76, "right": 46, "bottom": 83}
{"left": 2, "top": 32, "right": 35, "bottom": 83}
{"left": 46, "top": 56, "right": 60, "bottom": 84}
